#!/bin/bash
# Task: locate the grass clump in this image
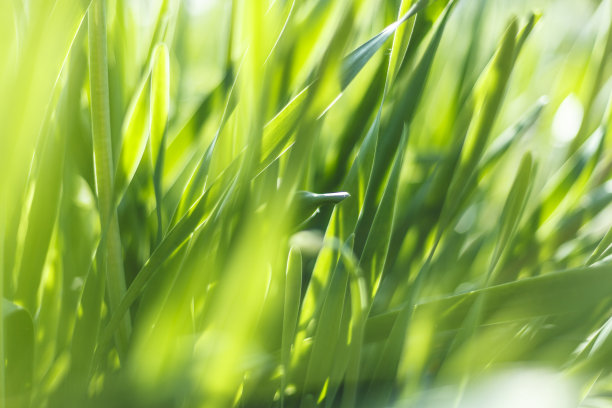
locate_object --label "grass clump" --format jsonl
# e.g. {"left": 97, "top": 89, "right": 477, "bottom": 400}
{"left": 1, "top": 0, "right": 612, "bottom": 407}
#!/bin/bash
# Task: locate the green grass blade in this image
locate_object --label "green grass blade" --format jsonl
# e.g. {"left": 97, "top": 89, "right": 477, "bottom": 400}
{"left": 365, "top": 263, "right": 612, "bottom": 344}
{"left": 437, "top": 17, "right": 519, "bottom": 235}
{"left": 114, "top": 69, "right": 152, "bottom": 206}
{"left": 3, "top": 299, "right": 34, "bottom": 408}
{"left": 488, "top": 152, "right": 534, "bottom": 282}
{"left": 14, "top": 126, "right": 65, "bottom": 313}
{"left": 88, "top": 0, "right": 131, "bottom": 359}
{"left": 354, "top": 0, "right": 456, "bottom": 258}
{"left": 359, "top": 127, "right": 408, "bottom": 295}
{"left": 151, "top": 43, "right": 170, "bottom": 241}
{"left": 281, "top": 248, "right": 302, "bottom": 408}
{"left": 586, "top": 226, "right": 612, "bottom": 266}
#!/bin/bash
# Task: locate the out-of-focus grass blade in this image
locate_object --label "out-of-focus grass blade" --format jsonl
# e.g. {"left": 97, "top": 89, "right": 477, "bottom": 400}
{"left": 3, "top": 299, "right": 34, "bottom": 408}
{"left": 538, "top": 126, "right": 605, "bottom": 224}
{"left": 360, "top": 127, "right": 408, "bottom": 294}
{"left": 586, "top": 227, "right": 612, "bottom": 266}
{"left": 480, "top": 97, "right": 547, "bottom": 168}
{"left": 150, "top": 43, "right": 170, "bottom": 167}
{"left": 114, "top": 69, "right": 152, "bottom": 206}
{"left": 365, "top": 263, "right": 612, "bottom": 344}
{"left": 98, "top": 170, "right": 238, "bottom": 355}
{"left": 569, "top": 3, "right": 612, "bottom": 153}
{"left": 488, "top": 153, "right": 534, "bottom": 282}
{"left": 144, "top": 0, "right": 171, "bottom": 69}
{"left": 150, "top": 43, "right": 170, "bottom": 241}
{"left": 281, "top": 248, "right": 302, "bottom": 408}
{"left": 340, "top": 239, "right": 369, "bottom": 408}
{"left": 14, "top": 126, "right": 65, "bottom": 313}
{"left": 169, "top": 62, "right": 241, "bottom": 227}
{"left": 300, "top": 237, "right": 351, "bottom": 406}
{"left": 513, "top": 11, "right": 540, "bottom": 63}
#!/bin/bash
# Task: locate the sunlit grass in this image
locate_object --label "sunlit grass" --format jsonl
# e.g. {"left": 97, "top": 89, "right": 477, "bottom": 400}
{"left": 1, "top": 0, "right": 612, "bottom": 407}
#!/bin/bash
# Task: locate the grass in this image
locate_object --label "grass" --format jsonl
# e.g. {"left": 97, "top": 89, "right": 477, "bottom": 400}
{"left": 1, "top": 0, "right": 612, "bottom": 407}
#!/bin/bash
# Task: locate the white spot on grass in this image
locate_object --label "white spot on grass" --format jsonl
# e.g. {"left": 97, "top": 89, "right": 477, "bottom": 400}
{"left": 408, "top": 366, "right": 578, "bottom": 408}
{"left": 186, "top": 0, "right": 217, "bottom": 15}
{"left": 552, "top": 94, "right": 583, "bottom": 145}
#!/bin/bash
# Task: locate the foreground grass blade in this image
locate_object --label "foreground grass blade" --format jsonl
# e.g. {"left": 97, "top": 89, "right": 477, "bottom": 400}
{"left": 3, "top": 299, "right": 34, "bottom": 408}
{"left": 281, "top": 248, "right": 302, "bottom": 408}
{"left": 150, "top": 43, "right": 170, "bottom": 241}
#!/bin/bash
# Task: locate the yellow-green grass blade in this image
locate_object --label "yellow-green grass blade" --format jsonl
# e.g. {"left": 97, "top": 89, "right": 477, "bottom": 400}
{"left": 150, "top": 43, "right": 170, "bottom": 242}
{"left": 114, "top": 66, "right": 152, "bottom": 207}
{"left": 0, "top": 0, "right": 91, "bottom": 315}
{"left": 386, "top": 0, "right": 417, "bottom": 86}
{"left": 97, "top": 168, "right": 240, "bottom": 357}
{"left": 281, "top": 248, "right": 302, "bottom": 408}
{"left": 3, "top": 299, "right": 34, "bottom": 408}
{"left": 13, "top": 123, "right": 65, "bottom": 314}
{"left": 488, "top": 152, "right": 534, "bottom": 283}
{"left": 300, "top": 237, "right": 351, "bottom": 406}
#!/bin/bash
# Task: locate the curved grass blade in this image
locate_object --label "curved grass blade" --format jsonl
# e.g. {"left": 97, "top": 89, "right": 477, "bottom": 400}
{"left": 293, "top": 191, "right": 350, "bottom": 226}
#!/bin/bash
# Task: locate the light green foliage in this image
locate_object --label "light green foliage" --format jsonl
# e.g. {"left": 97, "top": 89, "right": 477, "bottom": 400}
{"left": 1, "top": 0, "right": 612, "bottom": 407}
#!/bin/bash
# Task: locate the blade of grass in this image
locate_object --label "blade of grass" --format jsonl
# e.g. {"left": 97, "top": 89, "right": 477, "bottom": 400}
{"left": 88, "top": 0, "right": 131, "bottom": 357}
{"left": 151, "top": 43, "right": 170, "bottom": 242}
{"left": 281, "top": 248, "right": 302, "bottom": 408}
{"left": 3, "top": 299, "right": 34, "bottom": 408}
